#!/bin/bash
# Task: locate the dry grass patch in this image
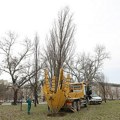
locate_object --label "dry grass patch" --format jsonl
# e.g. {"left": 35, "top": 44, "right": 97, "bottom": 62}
{"left": 0, "top": 101, "right": 120, "bottom": 120}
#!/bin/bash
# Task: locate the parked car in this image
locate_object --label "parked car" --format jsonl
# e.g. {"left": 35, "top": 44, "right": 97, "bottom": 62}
{"left": 89, "top": 94, "right": 102, "bottom": 104}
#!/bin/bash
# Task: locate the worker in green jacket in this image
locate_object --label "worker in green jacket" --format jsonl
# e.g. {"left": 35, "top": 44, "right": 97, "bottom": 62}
{"left": 27, "top": 96, "right": 31, "bottom": 115}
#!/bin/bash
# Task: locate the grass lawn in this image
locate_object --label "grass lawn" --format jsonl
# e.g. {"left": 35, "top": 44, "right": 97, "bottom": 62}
{"left": 0, "top": 100, "right": 120, "bottom": 120}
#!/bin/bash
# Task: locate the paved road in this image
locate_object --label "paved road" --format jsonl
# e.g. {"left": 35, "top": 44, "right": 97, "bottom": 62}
{"left": 2, "top": 103, "right": 11, "bottom": 105}
{"left": 1, "top": 102, "right": 47, "bottom": 105}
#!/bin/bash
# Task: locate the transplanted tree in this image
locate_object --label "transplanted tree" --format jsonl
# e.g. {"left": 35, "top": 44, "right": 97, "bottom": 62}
{"left": 43, "top": 7, "right": 75, "bottom": 91}
{"left": 0, "top": 32, "right": 34, "bottom": 105}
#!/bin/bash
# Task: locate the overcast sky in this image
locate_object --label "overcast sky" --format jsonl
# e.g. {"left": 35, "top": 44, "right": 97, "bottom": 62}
{"left": 0, "top": 0, "right": 120, "bottom": 84}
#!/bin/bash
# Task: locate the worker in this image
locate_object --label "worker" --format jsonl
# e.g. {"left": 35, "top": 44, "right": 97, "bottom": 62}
{"left": 27, "top": 96, "right": 31, "bottom": 115}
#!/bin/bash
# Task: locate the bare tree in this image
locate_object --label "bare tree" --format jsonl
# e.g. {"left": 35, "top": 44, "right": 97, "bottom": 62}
{"left": 106, "top": 84, "right": 120, "bottom": 100}
{"left": 34, "top": 34, "right": 39, "bottom": 106}
{"left": 0, "top": 81, "right": 7, "bottom": 101}
{"left": 66, "top": 45, "right": 109, "bottom": 83}
{"left": 29, "top": 34, "right": 42, "bottom": 107}
{"left": 0, "top": 32, "right": 34, "bottom": 105}
{"left": 65, "top": 53, "right": 90, "bottom": 82}
{"left": 43, "top": 7, "right": 75, "bottom": 91}
{"left": 107, "top": 85, "right": 114, "bottom": 100}
{"left": 115, "top": 87, "right": 119, "bottom": 99}
{"left": 5, "top": 87, "right": 14, "bottom": 102}
{"left": 95, "top": 73, "right": 108, "bottom": 103}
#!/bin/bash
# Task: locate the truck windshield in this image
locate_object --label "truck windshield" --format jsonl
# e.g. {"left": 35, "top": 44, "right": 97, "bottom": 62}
{"left": 91, "top": 94, "right": 98, "bottom": 97}
{"left": 69, "top": 84, "right": 82, "bottom": 92}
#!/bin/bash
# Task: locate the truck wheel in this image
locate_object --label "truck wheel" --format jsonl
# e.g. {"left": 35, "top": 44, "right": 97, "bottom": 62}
{"left": 77, "top": 100, "right": 81, "bottom": 111}
{"left": 84, "top": 100, "right": 88, "bottom": 107}
{"left": 72, "top": 101, "right": 77, "bottom": 111}
{"left": 84, "top": 103, "right": 87, "bottom": 107}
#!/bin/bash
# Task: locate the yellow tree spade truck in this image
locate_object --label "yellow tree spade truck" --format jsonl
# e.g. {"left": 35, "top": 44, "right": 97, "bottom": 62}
{"left": 43, "top": 69, "right": 92, "bottom": 113}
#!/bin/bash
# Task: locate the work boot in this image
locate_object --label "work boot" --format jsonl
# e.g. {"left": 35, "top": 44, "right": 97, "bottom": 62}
{"left": 28, "top": 112, "right": 30, "bottom": 115}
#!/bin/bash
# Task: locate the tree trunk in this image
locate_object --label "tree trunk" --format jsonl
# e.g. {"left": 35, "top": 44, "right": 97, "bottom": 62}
{"left": 103, "top": 89, "right": 106, "bottom": 103}
{"left": 13, "top": 89, "right": 18, "bottom": 105}
{"left": 34, "top": 89, "right": 38, "bottom": 107}
{"left": 20, "top": 101, "right": 22, "bottom": 111}
{"left": 55, "top": 65, "right": 61, "bottom": 92}
{"left": 104, "top": 94, "right": 106, "bottom": 103}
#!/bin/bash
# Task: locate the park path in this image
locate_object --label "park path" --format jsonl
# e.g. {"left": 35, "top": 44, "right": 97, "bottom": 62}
{"left": 1, "top": 102, "right": 47, "bottom": 105}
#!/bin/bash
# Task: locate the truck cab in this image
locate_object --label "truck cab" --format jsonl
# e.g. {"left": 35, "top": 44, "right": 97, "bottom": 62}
{"left": 63, "top": 82, "right": 88, "bottom": 112}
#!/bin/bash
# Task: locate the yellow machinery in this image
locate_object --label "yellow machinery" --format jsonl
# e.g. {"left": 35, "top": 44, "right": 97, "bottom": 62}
{"left": 64, "top": 82, "right": 87, "bottom": 111}
{"left": 43, "top": 69, "right": 88, "bottom": 113}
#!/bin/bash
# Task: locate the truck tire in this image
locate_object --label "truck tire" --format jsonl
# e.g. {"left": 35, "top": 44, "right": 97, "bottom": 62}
{"left": 72, "top": 101, "right": 77, "bottom": 111}
{"left": 77, "top": 100, "right": 81, "bottom": 111}
{"left": 84, "top": 103, "right": 87, "bottom": 107}
{"left": 84, "top": 100, "right": 88, "bottom": 107}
